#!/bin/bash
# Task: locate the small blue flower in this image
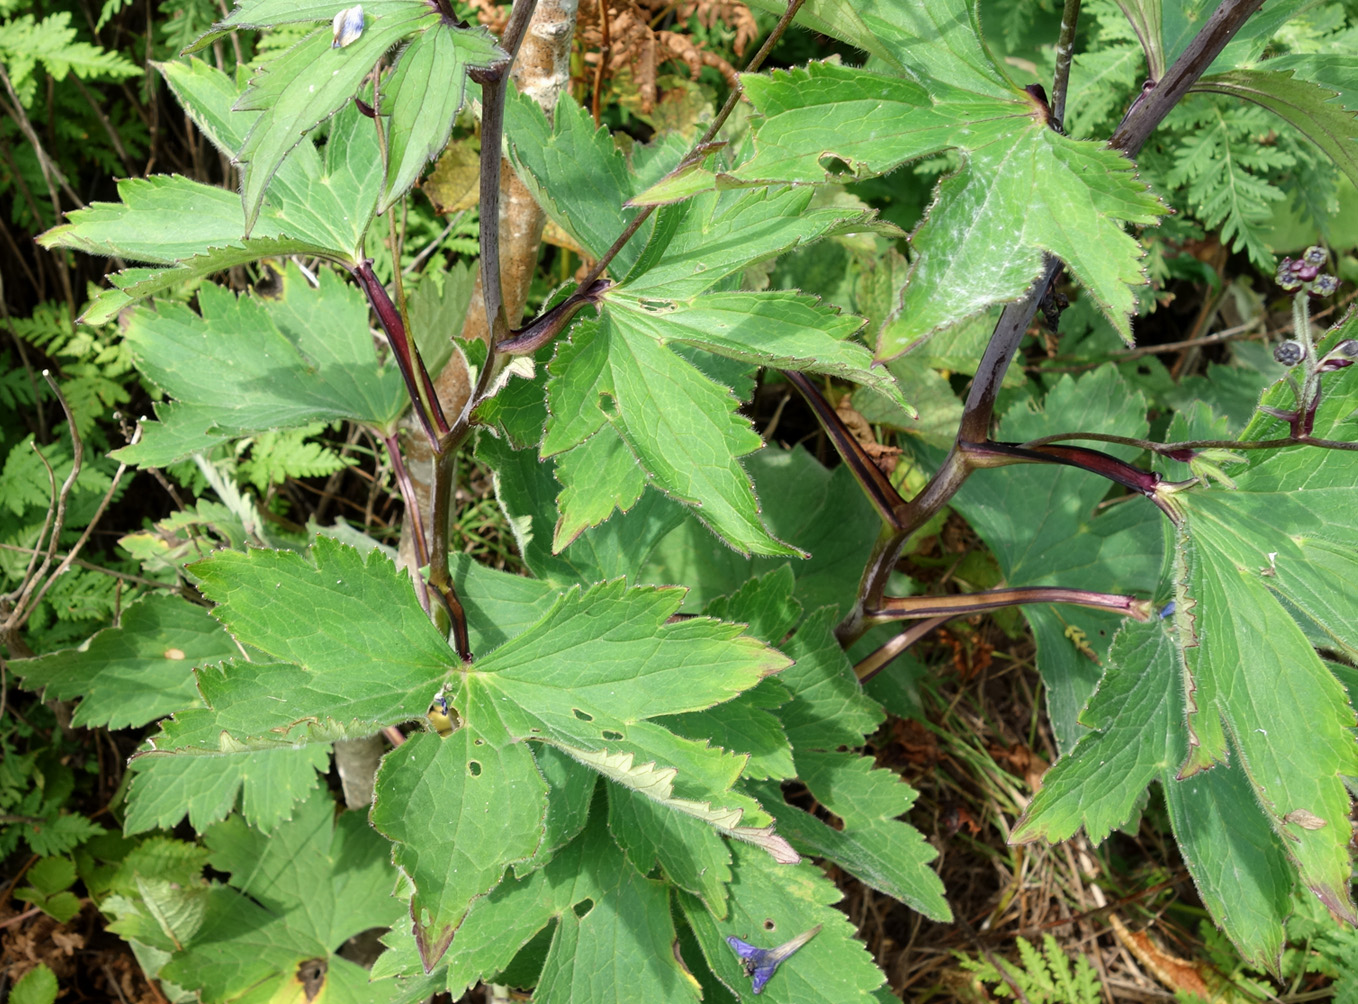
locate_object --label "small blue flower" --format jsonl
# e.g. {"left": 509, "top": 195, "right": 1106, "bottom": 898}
{"left": 1159, "top": 600, "right": 1175, "bottom": 619}
{"left": 726, "top": 924, "right": 821, "bottom": 995}
{"left": 332, "top": 5, "right": 364, "bottom": 48}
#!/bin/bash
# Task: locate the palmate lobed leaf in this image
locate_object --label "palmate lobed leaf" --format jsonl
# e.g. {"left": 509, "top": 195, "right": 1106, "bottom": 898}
{"left": 125, "top": 743, "right": 330, "bottom": 835}
{"left": 376, "top": 812, "right": 702, "bottom": 1001}
{"left": 134, "top": 538, "right": 801, "bottom": 969}
{"left": 113, "top": 264, "right": 407, "bottom": 467}
{"left": 1017, "top": 431, "right": 1358, "bottom": 967}
{"left": 39, "top": 61, "right": 386, "bottom": 322}
{"left": 154, "top": 787, "right": 407, "bottom": 1003}
{"left": 543, "top": 314, "right": 794, "bottom": 557}
{"left": 371, "top": 728, "right": 548, "bottom": 969}
{"left": 232, "top": 6, "right": 439, "bottom": 233}
{"left": 680, "top": 842, "right": 888, "bottom": 1002}
{"left": 723, "top": 61, "right": 1164, "bottom": 355}
{"left": 12, "top": 592, "right": 231, "bottom": 730}
{"left": 377, "top": 21, "right": 503, "bottom": 213}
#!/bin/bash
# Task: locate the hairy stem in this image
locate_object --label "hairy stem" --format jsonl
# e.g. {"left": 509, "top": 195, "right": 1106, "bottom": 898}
{"left": 1051, "top": 0, "right": 1082, "bottom": 130}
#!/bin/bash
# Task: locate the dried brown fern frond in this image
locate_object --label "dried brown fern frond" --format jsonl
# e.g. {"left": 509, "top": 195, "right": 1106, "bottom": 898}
{"left": 577, "top": 0, "right": 751, "bottom": 114}
{"left": 677, "top": 1, "right": 758, "bottom": 57}
{"left": 467, "top": 0, "right": 507, "bottom": 34}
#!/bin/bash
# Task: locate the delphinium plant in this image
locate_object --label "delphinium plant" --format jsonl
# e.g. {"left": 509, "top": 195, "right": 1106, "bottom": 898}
{"left": 13, "top": 0, "right": 1358, "bottom": 1000}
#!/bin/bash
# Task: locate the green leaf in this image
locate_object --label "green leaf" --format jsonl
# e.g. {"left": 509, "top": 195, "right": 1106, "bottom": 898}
{"left": 125, "top": 743, "right": 329, "bottom": 834}
{"left": 755, "top": 750, "right": 950, "bottom": 921}
{"left": 476, "top": 433, "right": 688, "bottom": 587}
{"left": 1168, "top": 456, "right": 1358, "bottom": 923}
{"left": 188, "top": 0, "right": 432, "bottom": 50}
{"left": 643, "top": 445, "right": 882, "bottom": 617}
{"left": 740, "top": 0, "right": 902, "bottom": 72}
{"left": 505, "top": 89, "right": 641, "bottom": 269}
{"left": 10, "top": 963, "right": 58, "bottom": 1004}
{"left": 1193, "top": 69, "right": 1358, "bottom": 190}
{"left": 233, "top": 7, "right": 438, "bottom": 233}
{"left": 455, "top": 580, "right": 787, "bottom": 724}
{"left": 746, "top": 0, "right": 1009, "bottom": 93}
{"left": 445, "top": 581, "right": 797, "bottom": 858}
{"left": 426, "top": 814, "right": 700, "bottom": 1000}
{"left": 12, "top": 593, "right": 233, "bottom": 730}
{"left": 543, "top": 315, "right": 797, "bottom": 557}
{"left": 727, "top": 61, "right": 1163, "bottom": 353}
{"left": 534, "top": 850, "right": 699, "bottom": 1004}
{"left": 40, "top": 61, "right": 386, "bottom": 322}
{"left": 145, "top": 538, "right": 454, "bottom": 749}
{"left": 378, "top": 22, "right": 504, "bottom": 212}
{"left": 680, "top": 843, "right": 887, "bottom": 1002}
{"left": 550, "top": 427, "right": 648, "bottom": 552}
{"left": 608, "top": 783, "right": 734, "bottom": 918}
{"left": 113, "top": 264, "right": 407, "bottom": 466}
{"left": 602, "top": 291, "right": 907, "bottom": 409}
{"left": 519, "top": 745, "right": 597, "bottom": 874}
{"left": 1019, "top": 429, "right": 1358, "bottom": 965}
{"left": 15, "top": 857, "right": 81, "bottom": 922}
{"left": 432, "top": 815, "right": 609, "bottom": 996}
{"left": 157, "top": 788, "right": 405, "bottom": 1002}
{"left": 618, "top": 185, "right": 876, "bottom": 301}
{"left": 1013, "top": 617, "right": 1182, "bottom": 845}
{"left": 371, "top": 729, "right": 548, "bottom": 967}
{"left": 775, "top": 607, "right": 884, "bottom": 750}
{"left": 1262, "top": 53, "right": 1358, "bottom": 113}
{"left": 1163, "top": 753, "right": 1294, "bottom": 970}
{"left": 39, "top": 176, "right": 268, "bottom": 265}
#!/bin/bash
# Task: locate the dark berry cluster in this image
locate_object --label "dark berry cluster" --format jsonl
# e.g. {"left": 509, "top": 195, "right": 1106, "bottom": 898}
{"left": 1276, "top": 245, "right": 1339, "bottom": 295}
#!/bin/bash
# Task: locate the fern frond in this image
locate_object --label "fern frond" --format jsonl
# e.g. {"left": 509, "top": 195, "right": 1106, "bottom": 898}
{"left": 237, "top": 425, "right": 355, "bottom": 493}
{"left": 0, "top": 12, "right": 138, "bottom": 108}
{"left": 957, "top": 935, "right": 1104, "bottom": 1004}
{"left": 1161, "top": 97, "right": 1296, "bottom": 269}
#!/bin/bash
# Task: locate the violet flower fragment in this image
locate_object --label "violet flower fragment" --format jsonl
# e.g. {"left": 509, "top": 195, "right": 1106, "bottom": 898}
{"left": 726, "top": 924, "right": 821, "bottom": 994}
{"left": 332, "top": 5, "right": 364, "bottom": 48}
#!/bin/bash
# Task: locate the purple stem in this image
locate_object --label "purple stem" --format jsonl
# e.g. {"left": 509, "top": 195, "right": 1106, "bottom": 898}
{"left": 870, "top": 586, "right": 1152, "bottom": 623}
{"left": 383, "top": 431, "right": 432, "bottom": 615}
{"left": 352, "top": 259, "right": 448, "bottom": 444}
{"left": 854, "top": 617, "right": 949, "bottom": 683}
{"left": 960, "top": 440, "right": 1178, "bottom": 519}
{"left": 783, "top": 371, "right": 905, "bottom": 525}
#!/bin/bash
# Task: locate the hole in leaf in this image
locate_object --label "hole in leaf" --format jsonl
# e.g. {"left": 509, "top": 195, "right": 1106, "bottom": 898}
{"left": 468, "top": 760, "right": 482, "bottom": 777}
{"left": 573, "top": 898, "right": 595, "bottom": 918}
{"left": 601, "top": 729, "right": 623, "bottom": 741}
{"left": 573, "top": 708, "right": 593, "bottom": 722}
{"left": 598, "top": 393, "right": 618, "bottom": 416}
{"left": 763, "top": 918, "right": 776, "bottom": 931}
{"left": 473, "top": 738, "right": 485, "bottom": 746}
{"left": 817, "top": 154, "right": 852, "bottom": 177}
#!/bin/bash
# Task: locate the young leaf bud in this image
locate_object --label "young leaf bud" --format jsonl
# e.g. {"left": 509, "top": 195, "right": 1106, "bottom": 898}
{"left": 1274, "top": 340, "right": 1305, "bottom": 366}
